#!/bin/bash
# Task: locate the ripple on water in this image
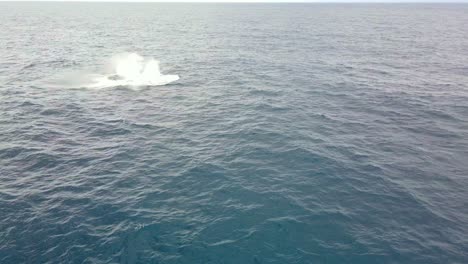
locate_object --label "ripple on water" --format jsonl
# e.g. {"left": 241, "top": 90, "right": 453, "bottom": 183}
{"left": 1, "top": 3, "right": 468, "bottom": 264}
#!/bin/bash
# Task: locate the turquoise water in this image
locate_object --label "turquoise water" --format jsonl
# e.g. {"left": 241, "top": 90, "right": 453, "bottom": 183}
{"left": 1, "top": 3, "right": 468, "bottom": 263}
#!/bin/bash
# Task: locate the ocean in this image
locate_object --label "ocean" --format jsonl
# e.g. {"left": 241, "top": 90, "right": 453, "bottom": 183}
{"left": 1, "top": 2, "right": 468, "bottom": 264}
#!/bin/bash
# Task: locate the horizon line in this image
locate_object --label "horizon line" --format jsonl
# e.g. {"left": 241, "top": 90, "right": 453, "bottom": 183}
{"left": 1, "top": 0, "right": 468, "bottom": 3}
{"left": 1, "top": 1, "right": 468, "bottom": 3}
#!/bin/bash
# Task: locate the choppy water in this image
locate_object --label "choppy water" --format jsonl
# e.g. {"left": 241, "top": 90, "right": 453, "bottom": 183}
{"left": 1, "top": 3, "right": 468, "bottom": 264}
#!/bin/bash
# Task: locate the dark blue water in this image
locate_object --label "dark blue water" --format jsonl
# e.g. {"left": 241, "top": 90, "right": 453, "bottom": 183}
{"left": 1, "top": 3, "right": 468, "bottom": 264}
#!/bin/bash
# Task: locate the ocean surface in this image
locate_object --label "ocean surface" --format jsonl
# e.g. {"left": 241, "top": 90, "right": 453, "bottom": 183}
{"left": 1, "top": 3, "right": 468, "bottom": 264}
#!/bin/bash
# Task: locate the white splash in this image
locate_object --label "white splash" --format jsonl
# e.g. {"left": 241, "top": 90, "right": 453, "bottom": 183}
{"left": 87, "top": 53, "right": 179, "bottom": 89}
{"left": 49, "top": 53, "right": 179, "bottom": 89}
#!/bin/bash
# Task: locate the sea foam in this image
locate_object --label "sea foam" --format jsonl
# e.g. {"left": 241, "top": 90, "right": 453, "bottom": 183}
{"left": 49, "top": 53, "right": 179, "bottom": 89}
{"left": 87, "top": 53, "right": 179, "bottom": 88}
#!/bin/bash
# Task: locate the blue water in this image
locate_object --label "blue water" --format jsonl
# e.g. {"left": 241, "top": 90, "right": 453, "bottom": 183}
{"left": 1, "top": 3, "right": 468, "bottom": 264}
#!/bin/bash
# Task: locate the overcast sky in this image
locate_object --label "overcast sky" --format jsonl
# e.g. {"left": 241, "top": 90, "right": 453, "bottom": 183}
{"left": 2, "top": 0, "right": 468, "bottom": 2}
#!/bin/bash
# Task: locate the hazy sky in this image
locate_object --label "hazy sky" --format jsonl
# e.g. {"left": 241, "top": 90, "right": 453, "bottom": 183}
{"left": 2, "top": 0, "right": 468, "bottom": 2}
